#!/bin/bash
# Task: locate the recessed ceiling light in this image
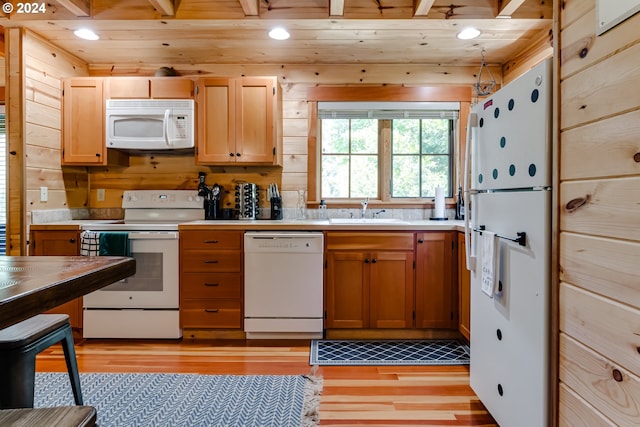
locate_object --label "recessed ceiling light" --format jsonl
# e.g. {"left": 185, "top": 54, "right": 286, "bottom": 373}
{"left": 74, "top": 28, "right": 99, "bottom": 41}
{"left": 268, "top": 27, "right": 290, "bottom": 40}
{"left": 457, "top": 27, "right": 481, "bottom": 40}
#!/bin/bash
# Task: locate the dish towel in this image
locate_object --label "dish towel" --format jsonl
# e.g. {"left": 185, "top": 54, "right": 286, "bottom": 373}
{"left": 480, "top": 231, "right": 500, "bottom": 298}
{"left": 98, "top": 232, "right": 130, "bottom": 256}
{"left": 80, "top": 231, "right": 100, "bottom": 256}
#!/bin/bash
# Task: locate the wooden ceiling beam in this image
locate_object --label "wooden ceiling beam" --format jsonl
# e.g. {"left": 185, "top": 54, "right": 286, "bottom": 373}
{"left": 497, "top": 0, "right": 526, "bottom": 17}
{"left": 414, "top": 0, "right": 436, "bottom": 16}
{"left": 148, "top": 0, "right": 175, "bottom": 16}
{"left": 329, "top": 0, "right": 344, "bottom": 17}
{"left": 56, "top": 0, "right": 90, "bottom": 17}
{"left": 238, "top": 0, "right": 259, "bottom": 16}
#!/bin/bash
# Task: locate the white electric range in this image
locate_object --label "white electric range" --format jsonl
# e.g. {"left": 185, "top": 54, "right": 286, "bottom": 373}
{"left": 81, "top": 190, "right": 204, "bottom": 339}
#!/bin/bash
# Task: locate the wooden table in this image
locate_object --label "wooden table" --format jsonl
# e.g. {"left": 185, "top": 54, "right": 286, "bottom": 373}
{"left": 0, "top": 256, "right": 136, "bottom": 330}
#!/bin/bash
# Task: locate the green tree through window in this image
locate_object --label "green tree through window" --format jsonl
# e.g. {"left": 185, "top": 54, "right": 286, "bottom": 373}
{"left": 319, "top": 105, "right": 456, "bottom": 201}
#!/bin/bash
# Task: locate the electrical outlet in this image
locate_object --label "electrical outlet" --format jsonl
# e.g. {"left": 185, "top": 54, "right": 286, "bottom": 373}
{"left": 97, "top": 188, "right": 106, "bottom": 202}
{"left": 40, "top": 186, "right": 48, "bottom": 202}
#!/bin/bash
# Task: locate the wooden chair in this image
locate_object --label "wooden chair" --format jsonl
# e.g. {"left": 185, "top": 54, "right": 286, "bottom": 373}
{"left": 0, "top": 314, "right": 83, "bottom": 409}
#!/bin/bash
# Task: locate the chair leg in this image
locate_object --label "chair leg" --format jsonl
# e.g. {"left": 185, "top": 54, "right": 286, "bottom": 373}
{"left": 0, "top": 352, "right": 37, "bottom": 409}
{"left": 61, "top": 327, "right": 84, "bottom": 406}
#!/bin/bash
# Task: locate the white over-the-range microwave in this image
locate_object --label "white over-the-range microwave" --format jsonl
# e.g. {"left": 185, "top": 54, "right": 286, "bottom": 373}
{"left": 106, "top": 99, "right": 195, "bottom": 150}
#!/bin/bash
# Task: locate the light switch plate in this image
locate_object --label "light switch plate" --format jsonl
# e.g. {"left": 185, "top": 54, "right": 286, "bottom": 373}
{"left": 40, "top": 186, "right": 48, "bottom": 202}
{"left": 97, "top": 188, "right": 106, "bottom": 202}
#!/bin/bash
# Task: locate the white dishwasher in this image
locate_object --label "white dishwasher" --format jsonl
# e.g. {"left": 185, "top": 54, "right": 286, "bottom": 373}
{"left": 244, "top": 231, "right": 324, "bottom": 339}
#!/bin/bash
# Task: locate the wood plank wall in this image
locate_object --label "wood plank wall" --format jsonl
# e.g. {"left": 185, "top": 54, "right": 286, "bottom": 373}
{"left": 557, "top": 0, "right": 640, "bottom": 425}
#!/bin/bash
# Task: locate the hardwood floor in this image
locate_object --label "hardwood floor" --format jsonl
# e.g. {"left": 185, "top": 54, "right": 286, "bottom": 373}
{"left": 36, "top": 339, "right": 497, "bottom": 426}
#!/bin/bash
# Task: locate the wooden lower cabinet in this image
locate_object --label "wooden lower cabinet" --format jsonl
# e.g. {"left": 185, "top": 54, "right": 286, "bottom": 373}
{"left": 457, "top": 232, "right": 471, "bottom": 340}
{"left": 29, "top": 229, "right": 83, "bottom": 331}
{"left": 415, "top": 231, "right": 457, "bottom": 329}
{"left": 325, "top": 232, "right": 414, "bottom": 329}
{"left": 179, "top": 230, "right": 243, "bottom": 330}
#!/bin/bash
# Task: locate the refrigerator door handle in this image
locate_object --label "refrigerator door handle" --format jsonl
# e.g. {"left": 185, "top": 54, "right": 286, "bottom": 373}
{"left": 464, "top": 112, "right": 478, "bottom": 272}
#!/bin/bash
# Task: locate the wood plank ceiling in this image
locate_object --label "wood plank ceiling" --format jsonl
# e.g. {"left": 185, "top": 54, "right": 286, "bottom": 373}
{"left": 0, "top": 0, "right": 552, "bottom": 67}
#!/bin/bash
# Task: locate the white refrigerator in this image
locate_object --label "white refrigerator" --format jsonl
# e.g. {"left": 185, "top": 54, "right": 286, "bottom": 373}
{"left": 464, "top": 58, "right": 552, "bottom": 427}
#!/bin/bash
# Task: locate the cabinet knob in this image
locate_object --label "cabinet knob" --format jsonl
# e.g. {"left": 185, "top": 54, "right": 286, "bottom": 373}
{"left": 371, "top": 258, "right": 377, "bottom": 263}
{"left": 364, "top": 258, "right": 370, "bottom": 264}
{"left": 229, "top": 153, "right": 235, "bottom": 157}
{"left": 418, "top": 239, "right": 424, "bottom": 243}
{"left": 236, "top": 153, "right": 241, "bottom": 157}
{"left": 69, "top": 239, "right": 76, "bottom": 243}
{"left": 95, "top": 153, "right": 101, "bottom": 157}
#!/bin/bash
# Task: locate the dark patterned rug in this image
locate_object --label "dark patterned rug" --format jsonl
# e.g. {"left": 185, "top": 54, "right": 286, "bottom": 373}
{"left": 34, "top": 372, "right": 322, "bottom": 427}
{"left": 310, "top": 339, "right": 470, "bottom": 366}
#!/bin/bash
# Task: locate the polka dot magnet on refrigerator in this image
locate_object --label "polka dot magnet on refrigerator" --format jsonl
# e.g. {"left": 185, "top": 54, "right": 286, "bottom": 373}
{"left": 494, "top": 108, "right": 500, "bottom": 119}
{"left": 509, "top": 164, "right": 516, "bottom": 176}
{"left": 531, "top": 89, "right": 539, "bottom": 103}
{"left": 529, "top": 164, "right": 537, "bottom": 177}
{"left": 500, "top": 136, "right": 506, "bottom": 148}
{"left": 508, "top": 99, "right": 515, "bottom": 111}
{"left": 478, "top": 174, "right": 483, "bottom": 184}
{"left": 492, "top": 169, "right": 498, "bottom": 179}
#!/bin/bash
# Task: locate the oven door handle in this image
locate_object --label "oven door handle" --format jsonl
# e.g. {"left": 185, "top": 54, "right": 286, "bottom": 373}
{"left": 127, "top": 231, "right": 179, "bottom": 240}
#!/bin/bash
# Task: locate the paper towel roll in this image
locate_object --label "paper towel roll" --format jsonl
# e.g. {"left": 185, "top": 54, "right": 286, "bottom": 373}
{"left": 434, "top": 186, "right": 445, "bottom": 218}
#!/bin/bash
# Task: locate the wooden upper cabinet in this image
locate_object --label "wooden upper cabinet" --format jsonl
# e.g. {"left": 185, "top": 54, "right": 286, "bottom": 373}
{"left": 195, "top": 76, "right": 282, "bottom": 165}
{"left": 106, "top": 77, "right": 194, "bottom": 99}
{"left": 62, "top": 78, "right": 106, "bottom": 165}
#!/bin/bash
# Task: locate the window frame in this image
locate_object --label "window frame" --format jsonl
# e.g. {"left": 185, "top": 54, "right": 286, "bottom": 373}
{"left": 307, "top": 86, "right": 471, "bottom": 208}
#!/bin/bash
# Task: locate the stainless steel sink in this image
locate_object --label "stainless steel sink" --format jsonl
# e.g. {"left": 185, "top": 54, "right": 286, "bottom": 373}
{"left": 328, "top": 218, "right": 408, "bottom": 225}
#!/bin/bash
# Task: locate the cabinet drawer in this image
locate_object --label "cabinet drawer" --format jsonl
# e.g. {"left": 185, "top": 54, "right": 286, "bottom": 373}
{"left": 180, "top": 231, "right": 242, "bottom": 250}
{"left": 181, "top": 251, "right": 241, "bottom": 272}
{"left": 181, "top": 300, "right": 242, "bottom": 329}
{"left": 326, "top": 232, "right": 414, "bottom": 251}
{"left": 181, "top": 273, "right": 241, "bottom": 299}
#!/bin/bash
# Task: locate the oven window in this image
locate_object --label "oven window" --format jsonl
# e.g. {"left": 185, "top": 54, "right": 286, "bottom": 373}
{"left": 102, "top": 252, "right": 163, "bottom": 292}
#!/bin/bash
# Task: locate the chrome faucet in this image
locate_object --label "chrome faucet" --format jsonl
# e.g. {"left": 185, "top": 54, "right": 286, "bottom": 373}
{"left": 360, "top": 198, "right": 369, "bottom": 218}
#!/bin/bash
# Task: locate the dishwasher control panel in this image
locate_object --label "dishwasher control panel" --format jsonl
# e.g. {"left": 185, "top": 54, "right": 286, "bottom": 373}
{"left": 244, "top": 232, "right": 324, "bottom": 253}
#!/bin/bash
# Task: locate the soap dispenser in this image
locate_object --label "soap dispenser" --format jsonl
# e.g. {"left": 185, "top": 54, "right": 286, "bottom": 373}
{"left": 318, "top": 200, "right": 328, "bottom": 220}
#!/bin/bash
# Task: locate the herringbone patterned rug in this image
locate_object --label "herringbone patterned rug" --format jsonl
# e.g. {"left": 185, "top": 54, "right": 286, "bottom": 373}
{"left": 310, "top": 339, "right": 470, "bottom": 366}
{"left": 34, "top": 372, "right": 322, "bottom": 426}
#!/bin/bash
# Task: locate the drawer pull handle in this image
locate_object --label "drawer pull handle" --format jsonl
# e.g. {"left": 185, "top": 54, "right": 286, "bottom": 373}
{"left": 204, "top": 282, "right": 220, "bottom": 287}
{"left": 205, "top": 260, "right": 219, "bottom": 264}
{"left": 204, "top": 240, "right": 219, "bottom": 244}
{"left": 205, "top": 309, "right": 219, "bottom": 313}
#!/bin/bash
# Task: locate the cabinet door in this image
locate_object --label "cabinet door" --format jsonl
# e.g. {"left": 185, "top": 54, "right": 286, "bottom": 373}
{"left": 369, "top": 251, "right": 414, "bottom": 329}
{"left": 30, "top": 230, "right": 80, "bottom": 256}
{"left": 457, "top": 233, "right": 470, "bottom": 340}
{"left": 415, "top": 232, "right": 456, "bottom": 329}
{"left": 235, "top": 77, "right": 277, "bottom": 163}
{"left": 62, "top": 78, "right": 106, "bottom": 165}
{"left": 30, "top": 230, "right": 83, "bottom": 329}
{"left": 106, "top": 78, "right": 150, "bottom": 98}
{"left": 151, "top": 78, "right": 194, "bottom": 98}
{"left": 195, "top": 77, "right": 236, "bottom": 164}
{"left": 325, "top": 251, "right": 369, "bottom": 328}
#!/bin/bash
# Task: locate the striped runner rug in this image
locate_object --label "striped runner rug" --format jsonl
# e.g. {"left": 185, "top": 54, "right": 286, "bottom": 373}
{"left": 34, "top": 372, "right": 322, "bottom": 427}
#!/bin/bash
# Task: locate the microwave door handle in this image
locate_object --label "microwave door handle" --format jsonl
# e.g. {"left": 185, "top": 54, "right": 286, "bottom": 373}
{"left": 163, "top": 109, "right": 171, "bottom": 147}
